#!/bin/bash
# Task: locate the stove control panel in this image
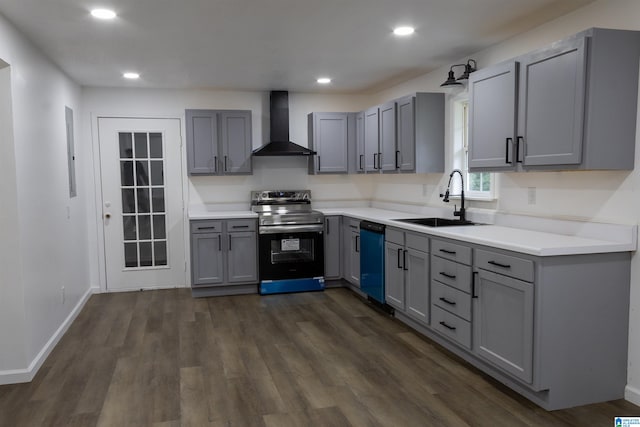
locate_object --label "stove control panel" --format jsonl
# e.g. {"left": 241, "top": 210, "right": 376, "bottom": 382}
{"left": 251, "top": 190, "right": 311, "bottom": 203}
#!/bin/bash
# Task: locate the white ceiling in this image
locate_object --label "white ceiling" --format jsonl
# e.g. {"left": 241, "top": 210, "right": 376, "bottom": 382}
{"left": 0, "top": 0, "right": 595, "bottom": 93}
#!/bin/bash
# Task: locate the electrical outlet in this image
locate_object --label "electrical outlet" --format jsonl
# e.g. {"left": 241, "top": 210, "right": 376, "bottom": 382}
{"left": 527, "top": 187, "right": 537, "bottom": 205}
{"left": 61, "top": 286, "right": 65, "bottom": 304}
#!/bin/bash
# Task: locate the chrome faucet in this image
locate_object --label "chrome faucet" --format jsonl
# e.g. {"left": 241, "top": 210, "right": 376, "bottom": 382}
{"left": 440, "top": 169, "right": 466, "bottom": 222}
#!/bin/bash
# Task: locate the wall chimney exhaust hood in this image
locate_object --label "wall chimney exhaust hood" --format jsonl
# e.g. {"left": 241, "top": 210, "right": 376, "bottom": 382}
{"left": 252, "top": 91, "right": 316, "bottom": 156}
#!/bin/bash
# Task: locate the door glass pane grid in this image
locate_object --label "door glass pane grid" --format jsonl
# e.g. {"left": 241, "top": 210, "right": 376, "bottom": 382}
{"left": 119, "top": 131, "right": 168, "bottom": 269}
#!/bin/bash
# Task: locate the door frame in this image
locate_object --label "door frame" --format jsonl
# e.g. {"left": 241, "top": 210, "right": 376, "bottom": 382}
{"left": 90, "top": 113, "right": 189, "bottom": 293}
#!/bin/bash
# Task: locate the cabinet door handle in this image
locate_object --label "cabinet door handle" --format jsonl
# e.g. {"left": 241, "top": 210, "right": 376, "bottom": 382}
{"left": 229, "top": 236, "right": 232, "bottom": 251}
{"left": 326, "top": 218, "right": 329, "bottom": 234}
{"left": 505, "top": 138, "right": 513, "bottom": 164}
{"left": 373, "top": 153, "right": 378, "bottom": 169}
{"left": 378, "top": 152, "right": 382, "bottom": 169}
{"left": 395, "top": 150, "right": 400, "bottom": 169}
{"left": 516, "top": 136, "right": 523, "bottom": 163}
{"left": 439, "top": 297, "right": 456, "bottom": 306}
{"left": 397, "top": 248, "right": 403, "bottom": 269}
{"left": 488, "top": 260, "right": 511, "bottom": 269}
{"left": 403, "top": 250, "right": 408, "bottom": 271}
{"left": 439, "top": 321, "right": 456, "bottom": 331}
{"left": 472, "top": 271, "right": 478, "bottom": 299}
{"left": 439, "top": 272, "right": 456, "bottom": 279}
{"left": 439, "top": 249, "right": 456, "bottom": 255}
{"left": 318, "top": 155, "right": 321, "bottom": 171}
{"left": 359, "top": 154, "right": 364, "bottom": 171}
{"left": 213, "top": 156, "right": 218, "bottom": 173}
{"left": 197, "top": 226, "right": 217, "bottom": 230}
{"left": 355, "top": 235, "right": 359, "bottom": 253}
{"left": 218, "top": 234, "right": 222, "bottom": 251}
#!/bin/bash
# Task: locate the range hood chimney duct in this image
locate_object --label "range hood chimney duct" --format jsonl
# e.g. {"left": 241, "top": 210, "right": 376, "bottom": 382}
{"left": 252, "top": 91, "right": 316, "bottom": 156}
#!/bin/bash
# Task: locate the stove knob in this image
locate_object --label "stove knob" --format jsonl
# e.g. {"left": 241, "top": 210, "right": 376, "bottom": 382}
{"left": 261, "top": 191, "right": 268, "bottom": 199}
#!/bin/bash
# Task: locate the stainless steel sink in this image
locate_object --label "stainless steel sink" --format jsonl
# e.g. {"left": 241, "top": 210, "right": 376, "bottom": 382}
{"left": 392, "top": 217, "right": 479, "bottom": 227}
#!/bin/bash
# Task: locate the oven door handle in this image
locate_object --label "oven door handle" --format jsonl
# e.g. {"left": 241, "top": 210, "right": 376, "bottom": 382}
{"left": 259, "top": 224, "right": 324, "bottom": 234}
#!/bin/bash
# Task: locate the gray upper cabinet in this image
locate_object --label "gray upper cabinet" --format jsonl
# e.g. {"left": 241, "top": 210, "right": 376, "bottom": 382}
{"left": 379, "top": 101, "right": 397, "bottom": 171}
{"left": 220, "top": 111, "right": 252, "bottom": 174}
{"left": 396, "top": 96, "right": 416, "bottom": 171}
{"left": 364, "top": 107, "right": 379, "bottom": 171}
{"left": 308, "top": 113, "right": 349, "bottom": 174}
{"left": 354, "top": 112, "right": 365, "bottom": 173}
{"left": 468, "top": 62, "right": 519, "bottom": 170}
{"left": 186, "top": 109, "right": 252, "bottom": 175}
{"left": 469, "top": 28, "right": 640, "bottom": 172}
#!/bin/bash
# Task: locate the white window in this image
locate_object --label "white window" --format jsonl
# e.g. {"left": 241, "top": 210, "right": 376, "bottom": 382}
{"left": 452, "top": 96, "right": 496, "bottom": 200}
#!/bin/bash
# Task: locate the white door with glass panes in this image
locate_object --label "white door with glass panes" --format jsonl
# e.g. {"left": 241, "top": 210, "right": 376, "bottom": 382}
{"left": 98, "top": 117, "right": 185, "bottom": 291}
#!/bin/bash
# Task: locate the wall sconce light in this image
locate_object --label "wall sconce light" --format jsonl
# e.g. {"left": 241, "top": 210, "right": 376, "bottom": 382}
{"left": 440, "top": 59, "right": 477, "bottom": 87}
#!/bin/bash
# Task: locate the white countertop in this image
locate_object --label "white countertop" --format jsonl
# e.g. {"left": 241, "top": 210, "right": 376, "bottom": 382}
{"left": 188, "top": 206, "right": 636, "bottom": 256}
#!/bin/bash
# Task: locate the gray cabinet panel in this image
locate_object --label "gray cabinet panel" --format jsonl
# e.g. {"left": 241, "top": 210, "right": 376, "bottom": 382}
{"left": 385, "top": 241, "right": 405, "bottom": 309}
{"left": 475, "top": 248, "right": 534, "bottom": 282}
{"left": 473, "top": 269, "right": 534, "bottom": 383}
{"left": 186, "top": 109, "right": 252, "bottom": 176}
{"left": 431, "top": 304, "right": 472, "bottom": 349}
{"left": 379, "top": 101, "right": 397, "bottom": 171}
{"left": 309, "top": 113, "right": 349, "bottom": 174}
{"left": 191, "top": 232, "right": 224, "bottom": 286}
{"left": 186, "top": 110, "right": 218, "bottom": 174}
{"left": 431, "top": 239, "right": 472, "bottom": 265}
{"left": 405, "top": 248, "right": 429, "bottom": 324}
{"left": 342, "top": 217, "right": 360, "bottom": 286}
{"left": 396, "top": 96, "right": 415, "bottom": 172}
{"left": 364, "top": 107, "right": 379, "bottom": 171}
{"left": 220, "top": 111, "right": 252, "bottom": 174}
{"left": 355, "top": 112, "right": 365, "bottom": 173}
{"left": 227, "top": 231, "right": 257, "bottom": 283}
{"left": 520, "top": 37, "right": 586, "bottom": 166}
{"left": 324, "top": 216, "right": 341, "bottom": 279}
{"left": 431, "top": 280, "right": 471, "bottom": 322}
{"left": 468, "top": 62, "right": 518, "bottom": 170}
{"left": 431, "top": 256, "right": 472, "bottom": 293}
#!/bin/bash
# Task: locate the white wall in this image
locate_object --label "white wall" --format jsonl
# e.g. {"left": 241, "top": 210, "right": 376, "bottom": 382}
{"left": 0, "top": 12, "right": 88, "bottom": 378}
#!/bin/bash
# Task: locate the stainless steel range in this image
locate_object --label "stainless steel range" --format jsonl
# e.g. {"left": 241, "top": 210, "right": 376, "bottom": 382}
{"left": 251, "top": 190, "right": 325, "bottom": 295}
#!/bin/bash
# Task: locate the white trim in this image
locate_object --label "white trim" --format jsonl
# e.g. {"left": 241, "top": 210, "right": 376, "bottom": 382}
{"left": 625, "top": 385, "right": 640, "bottom": 406}
{"left": 0, "top": 286, "right": 97, "bottom": 385}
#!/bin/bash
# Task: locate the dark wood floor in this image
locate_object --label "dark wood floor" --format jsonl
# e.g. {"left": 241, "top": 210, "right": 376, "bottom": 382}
{"left": 0, "top": 287, "right": 638, "bottom": 426}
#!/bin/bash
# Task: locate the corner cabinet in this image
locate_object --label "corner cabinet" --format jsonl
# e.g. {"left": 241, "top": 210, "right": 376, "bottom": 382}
{"left": 186, "top": 109, "right": 252, "bottom": 175}
{"left": 308, "top": 113, "right": 350, "bottom": 174}
{"left": 469, "top": 28, "right": 640, "bottom": 171}
{"left": 190, "top": 218, "right": 258, "bottom": 297}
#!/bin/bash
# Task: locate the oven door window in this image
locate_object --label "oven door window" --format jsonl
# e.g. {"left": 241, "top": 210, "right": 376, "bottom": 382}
{"left": 271, "top": 237, "right": 314, "bottom": 264}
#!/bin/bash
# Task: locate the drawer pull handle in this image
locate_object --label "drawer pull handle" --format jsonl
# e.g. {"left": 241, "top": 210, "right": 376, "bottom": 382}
{"left": 197, "top": 226, "right": 217, "bottom": 230}
{"left": 439, "top": 249, "right": 456, "bottom": 255}
{"left": 439, "top": 297, "right": 456, "bottom": 306}
{"left": 488, "top": 260, "right": 511, "bottom": 269}
{"left": 439, "top": 272, "right": 456, "bottom": 279}
{"left": 439, "top": 321, "right": 456, "bottom": 331}
{"left": 231, "top": 225, "right": 250, "bottom": 229}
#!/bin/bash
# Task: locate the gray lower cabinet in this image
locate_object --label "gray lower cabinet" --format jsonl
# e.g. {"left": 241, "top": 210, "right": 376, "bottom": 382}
{"left": 469, "top": 28, "right": 640, "bottom": 171}
{"left": 308, "top": 113, "right": 350, "bottom": 174}
{"left": 342, "top": 217, "right": 360, "bottom": 286}
{"left": 384, "top": 228, "right": 429, "bottom": 320}
{"left": 186, "top": 109, "right": 252, "bottom": 175}
{"left": 324, "top": 216, "right": 341, "bottom": 279}
{"left": 190, "top": 219, "right": 258, "bottom": 293}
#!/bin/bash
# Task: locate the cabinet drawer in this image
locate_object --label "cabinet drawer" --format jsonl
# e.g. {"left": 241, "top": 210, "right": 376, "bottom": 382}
{"left": 431, "top": 256, "right": 472, "bottom": 293}
{"left": 406, "top": 232, "right": 429, "bottom": 253}
{"left": 226, "top": 219, "right": 257, "bottom": 232}
{"left": 475, "top": 249, "right": 534, "bottom": 282}
{"left": 345, "top": 217, "right": 360, "bottom": 230}
{"left": 431, "top": 239, "right": 472, "bottom": 265}
{"left": 385, "top": 227, "right": 404, "bottom": 245}
{"left": 191, "top": 220, "right": 223, "bottom": 234}
{"left": 431, "top": 305, "right": 471, "bottom": 349}
{"left": 431, "top": 280, "right": 471, "bottom": 321}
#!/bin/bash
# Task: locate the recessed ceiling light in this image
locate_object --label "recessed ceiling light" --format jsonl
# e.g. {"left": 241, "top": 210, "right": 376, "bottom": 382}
{"left": 90, "top": 9, "right": 117, "bottom": 20}
{"left": 393, "top": 26, "right": 415, "bottom": 36}
{"left": 123, "top": 72, "right": 140, "bottom": 79}
{"left": 317, "top": 77, "right": 331, "bottom": 84}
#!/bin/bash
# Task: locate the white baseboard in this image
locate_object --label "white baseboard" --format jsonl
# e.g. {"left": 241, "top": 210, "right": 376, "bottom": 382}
{"left": 625, "top": 384, "right": 640, "bottom": 406}
{"left": 0, "top": 286, "right": 96, "bottom": 385}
